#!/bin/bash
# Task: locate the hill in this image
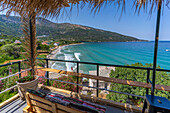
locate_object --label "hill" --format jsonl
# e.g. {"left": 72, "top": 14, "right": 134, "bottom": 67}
{"left": 0, "top": 15, "right": 145, "bottom": 42}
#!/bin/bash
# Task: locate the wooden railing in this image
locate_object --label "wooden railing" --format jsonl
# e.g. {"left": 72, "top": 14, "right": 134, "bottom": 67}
{"left": 37, "top": 67, "right": 170, "bottom": 92}
{"left": 0, "top": 58, "right": 169, "bottom": 99}
{"left": 36, "top": 58, "right": 170, "bottom": 99}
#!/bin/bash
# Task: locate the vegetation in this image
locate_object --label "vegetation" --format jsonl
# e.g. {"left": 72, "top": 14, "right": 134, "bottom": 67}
{"left": 38, "top": 76, "right": 47, "bottom": 85}
{"left": 17, "top": 75, "right": 34, "bottom": 83}
{"left": 0, "top": 75, "right": 19, "bottom": 103}
{"left": 0, "top": 90, "right": 18, "bottom": 103}
{"left": 0, "top": 64, "right": 19, "bottom": 78}
{"left": 0, "top": 15, "right": 145, "bottom": 42}
{"left": 1, "top": 43, "right": 23, "bottom": 58}
{"left": 0, "top": 34, "right": 24, "bottom": 64}
{"left": 52, "top": 76, "right": 82, "bottom": 92}
{"left": 57, "top": 40, "right": 80, "bottom": 46}
{"left": 37, "top": 41, "right": 50, "bottom": 50}
{"left": 107, "top": 63, "right": 170, "bottom": 106}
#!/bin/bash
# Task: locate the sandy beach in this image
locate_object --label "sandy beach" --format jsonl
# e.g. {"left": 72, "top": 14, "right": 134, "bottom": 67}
{"left": 47, "top": 46, "right": 66, "bottom": 70}
{"left": 47, "top": 43, "right": 84, "bottom": 78}
{"left": 48, "top": 43, "right": 85, "bottom": 67}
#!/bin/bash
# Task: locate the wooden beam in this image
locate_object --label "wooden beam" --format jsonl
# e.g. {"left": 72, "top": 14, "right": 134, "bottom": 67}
{"left": 37, "top": 67, "right": 170, "bottom": 92}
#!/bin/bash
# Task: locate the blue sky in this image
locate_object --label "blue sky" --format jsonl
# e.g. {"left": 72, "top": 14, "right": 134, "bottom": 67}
{"left": 1, "top": 2, "right": 170, "bottom": 41}
{"left": 49, "top": 2, "right": 170, "bottom": 41}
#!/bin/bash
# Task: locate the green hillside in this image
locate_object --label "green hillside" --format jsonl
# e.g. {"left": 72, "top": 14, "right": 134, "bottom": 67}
{"left": 0, "top": 15, "right": 145, "bottom": 42}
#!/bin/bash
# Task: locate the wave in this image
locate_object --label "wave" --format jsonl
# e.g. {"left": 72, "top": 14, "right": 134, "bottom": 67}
{"left": 64, "top": 53, "right": 76, "bottom": 71}
{"left": 74, "top": 53, "right": 81, "bottom": 61}
{"left": 52, "top": 46, "right": 79, "bottom": 71}
{"left": 51, "top": 62, "right": 66, "bottom": 70}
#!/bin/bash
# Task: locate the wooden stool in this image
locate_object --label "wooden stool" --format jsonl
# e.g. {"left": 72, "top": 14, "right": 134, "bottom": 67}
{"left": 142, "top": 95, "right": 170, "bottom": 113}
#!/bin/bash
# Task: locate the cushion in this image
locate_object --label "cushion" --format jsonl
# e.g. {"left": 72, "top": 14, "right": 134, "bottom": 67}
{"left": 45, "top": 93, "right": 70, "bottom": 106}
{"left": 27, "top": 89, "right": 46, "bottom": 98}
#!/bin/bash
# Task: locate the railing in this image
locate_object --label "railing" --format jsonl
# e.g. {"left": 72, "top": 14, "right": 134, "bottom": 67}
{"left": 0, "top": 60, "right": 31, "bottom": 95}
{"left": 0, "top": 58, "right": 169, "bottom": 100}
{"left": 37, "top": 58, "right": 170, "bottom": 99}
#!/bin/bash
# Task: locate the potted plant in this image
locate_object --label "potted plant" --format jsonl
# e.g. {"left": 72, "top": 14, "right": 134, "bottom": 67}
{"left": 16, "top": 75, "right": 39, "bottom": 100}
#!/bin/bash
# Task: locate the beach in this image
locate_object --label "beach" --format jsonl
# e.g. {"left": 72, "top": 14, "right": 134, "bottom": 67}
{"left": 47, "top": 43, "right": 84, "bottom": 78}
{"left": 47, "top": 41, "right": 170, "bottom": 78}
{"left": 48, "top": 43, "right": 84, "bottom": 67}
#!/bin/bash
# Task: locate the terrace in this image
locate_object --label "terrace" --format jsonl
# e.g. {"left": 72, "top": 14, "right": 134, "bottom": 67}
{"left": 0, "top": 58, "right": 169, "bottom": 113}
{"left": 0, "top": 0, "right": 170, "bottom": 113}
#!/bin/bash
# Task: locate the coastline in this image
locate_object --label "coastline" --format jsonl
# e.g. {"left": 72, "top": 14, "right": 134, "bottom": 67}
{"left": 48, "top": 42, "right": 85, "bottom": 68}
{"left": 47, "top": 42, "right": 84, "bottom": 79}
{"left": 48, "top": 45, "right": 63, "bottom": 68}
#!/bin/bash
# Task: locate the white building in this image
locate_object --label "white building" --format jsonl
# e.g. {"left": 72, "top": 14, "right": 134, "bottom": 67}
{"left": 0, "top": 39, "right": 4, "bottom": 42}
{"left": 14, "top": 40, "right": 21, "bottom": 44}
{"left": 89, "top": 66, "right": 115, "bottom": 91}
{"left": 54, "top": 43, "right": 59, "bottom": 46}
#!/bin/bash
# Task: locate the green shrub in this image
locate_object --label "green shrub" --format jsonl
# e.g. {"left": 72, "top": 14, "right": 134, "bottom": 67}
{"left": 17, "top": 75, "right": 34, "bottom": 83}
{"left": 107, "top": 63, "right": 170, "bottom": 106}
{"left": 52, "top": 76, "right": 82, "bottom": 92}
{"left": 0, "top": 90, "right": 18, "bottom": 103}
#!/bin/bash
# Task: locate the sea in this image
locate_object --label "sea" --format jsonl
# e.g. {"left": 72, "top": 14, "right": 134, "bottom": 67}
{"left": 51, "top": 41, "right": 170, "bottom": 74}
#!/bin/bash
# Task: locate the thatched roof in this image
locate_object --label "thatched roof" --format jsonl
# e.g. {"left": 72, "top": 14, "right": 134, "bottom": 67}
{"left": 1, "top": 0, "right": 79, "bottom": 17}
{"left": 0, "top": 0, "right": 166, "bottom": 18}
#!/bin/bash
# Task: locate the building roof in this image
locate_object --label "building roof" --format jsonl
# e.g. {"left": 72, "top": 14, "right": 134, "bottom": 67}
{"left": 42, "top": 41, "right": 50, "bottom": 45}
{"left": 14, "top": 40, "right": 21, "bottom": 44}
{"left": 54, "top": 43, "right": 59, "bottom": 46}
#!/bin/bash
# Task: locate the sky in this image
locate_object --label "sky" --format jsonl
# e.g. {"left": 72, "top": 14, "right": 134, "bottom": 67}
{"left": 48, "top": 2, "right": 170, "bottom": 41}
{"left": 1, "top": 1, "right": 170, "bottom": 41}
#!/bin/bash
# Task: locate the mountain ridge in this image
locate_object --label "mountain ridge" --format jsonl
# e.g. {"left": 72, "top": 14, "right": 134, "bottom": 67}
{"left": 0, "top": 15, "right": 146, "bottom": 42}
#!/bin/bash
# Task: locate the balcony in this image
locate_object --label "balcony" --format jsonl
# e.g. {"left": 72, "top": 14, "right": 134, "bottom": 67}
{"left": 0, "top": 58, "right": 170, "bottom": 113}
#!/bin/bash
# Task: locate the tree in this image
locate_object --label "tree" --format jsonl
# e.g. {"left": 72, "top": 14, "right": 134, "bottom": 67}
{"left": 0, "top": 43, "right": 22, "bottom": 58}
{"left": 107, "top": 63, "right": 170, "bottom": 106}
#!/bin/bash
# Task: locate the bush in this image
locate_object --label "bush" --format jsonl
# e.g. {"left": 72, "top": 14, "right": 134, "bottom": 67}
{"left": 17, "top": 75, "right": 34, "bottom": 83}
{"left": 0, "top": 90, "right": 18, "bottom": 103}
{"left": 107, "top": 63, "right": 170, "bottom": 106}
{"left": 38, "top": 76, "right": 47, "bottom": 85}
{"left": 52, "top": 76, "right": 82, "bottom": 92}
{"left": 0, "top": 56, "right": 5, "bottom": 63}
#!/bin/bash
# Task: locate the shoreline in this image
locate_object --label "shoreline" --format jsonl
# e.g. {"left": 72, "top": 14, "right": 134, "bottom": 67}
{"left": 48, "top": 42, "right": 85, "bottom": 68}
{"left": 47, "top": 42, "right": 84, "bottom": 79}
{"left": 48, "top": 45, "right": 64, "bottom": 68}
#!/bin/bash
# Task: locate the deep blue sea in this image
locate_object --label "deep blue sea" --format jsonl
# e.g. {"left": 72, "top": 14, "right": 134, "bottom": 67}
{"left": 51, "top": 41, "right": 170, "bottom": 73}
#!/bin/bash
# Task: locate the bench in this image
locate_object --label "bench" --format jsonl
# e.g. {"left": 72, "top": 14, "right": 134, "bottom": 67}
{"left": 23, "top": 92, "right": 84, "bottom": 113}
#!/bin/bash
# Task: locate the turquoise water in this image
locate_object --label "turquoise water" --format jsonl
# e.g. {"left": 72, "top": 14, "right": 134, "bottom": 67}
{"left": 51, "top": 41, "right": 170, "bottom": 73}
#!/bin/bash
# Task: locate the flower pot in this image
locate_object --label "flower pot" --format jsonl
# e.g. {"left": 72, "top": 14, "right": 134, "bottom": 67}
{"left": 16, "top": 76, "right": 39, "bottom": 100}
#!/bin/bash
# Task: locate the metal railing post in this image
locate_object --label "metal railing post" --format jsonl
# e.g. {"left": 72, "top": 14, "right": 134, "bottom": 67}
{"left": 46, "top": 59, "right": 49, "bottom": 86}
{"left": 146, "top": 69, "right": 150, "bottom": 95}
{"left": 77, "top": 62, "right": 79, "bottom": 93}
{"left": 18, "top": 61, "right": 21, "bottom": 78}
{"left": 151, "top": 0, "right": 162, "bottom": 96}
{"left": 96, "top": 64, "right": 99, "bottom": 97}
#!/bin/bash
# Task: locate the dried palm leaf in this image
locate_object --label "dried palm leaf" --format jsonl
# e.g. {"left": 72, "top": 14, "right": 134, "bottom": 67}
{"left": 21, "top": 13, "right": 37, "bottom": 75}
{"left": 0, "top": 0, "right": 167, "bottom": 19}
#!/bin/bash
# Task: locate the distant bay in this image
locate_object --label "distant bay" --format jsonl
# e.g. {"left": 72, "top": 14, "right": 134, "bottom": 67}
{"left": 51, "top": 41, "right": 170, "bottom": 73}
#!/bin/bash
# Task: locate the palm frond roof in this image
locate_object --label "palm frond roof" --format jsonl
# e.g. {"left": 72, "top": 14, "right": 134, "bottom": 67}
{"left": 0, "top": 0, "right": 167, "bottom": 18}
